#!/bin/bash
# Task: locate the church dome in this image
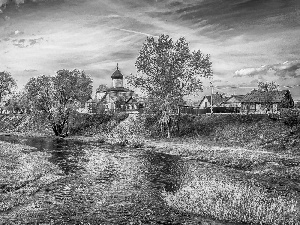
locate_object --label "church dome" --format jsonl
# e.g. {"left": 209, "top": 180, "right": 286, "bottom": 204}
{"left": 111, "top": 64, "right": 123, "bottom": 79}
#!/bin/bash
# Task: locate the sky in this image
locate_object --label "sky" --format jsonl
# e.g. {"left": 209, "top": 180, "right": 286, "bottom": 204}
{"left": 1, "top": 0, "right": 300, "bottom": 100}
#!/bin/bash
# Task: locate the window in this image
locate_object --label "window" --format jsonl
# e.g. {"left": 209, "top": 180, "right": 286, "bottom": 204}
{"left": 205, "top": 102, "right": 208, "bottom": 108}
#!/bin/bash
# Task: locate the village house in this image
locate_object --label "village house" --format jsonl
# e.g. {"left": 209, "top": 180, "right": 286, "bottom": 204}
{"left": 219, "top": 95, "right": 244, "bottom": 113}
{"left": 240, "top": 89, "right": 294, "bottom": 114}
{"left": 198, "top": 92, "right": 226, "bottom": 109}
{"left": 83, "top": 64, "right": 142, "bottom": 114}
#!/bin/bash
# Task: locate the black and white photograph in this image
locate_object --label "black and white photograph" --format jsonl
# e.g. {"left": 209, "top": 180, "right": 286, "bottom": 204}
{"left": 1, "top": 0, "right": 300, "bottom": 224}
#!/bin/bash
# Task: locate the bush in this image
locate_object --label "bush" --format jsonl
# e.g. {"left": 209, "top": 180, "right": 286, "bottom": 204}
{"left": 68, "top": 112, "right": 113, "bottom": 135}
{"left": 281, "top": 108, "right": 300, "bottom": 132}
{"left": 107, "top": 114, "right": 148, "bottom": 147}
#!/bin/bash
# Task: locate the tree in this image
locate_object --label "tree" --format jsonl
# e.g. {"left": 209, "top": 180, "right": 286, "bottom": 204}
{"left": 0, "top": 71, "right": 17, "bottom": 102}
{"left": 258, "top": 81, "right": 279, "bottom": 92}
{"left": 96, "top": 84, "right": 108, "bottom": 92}
{"left": 25, "top": 69, "right": 93, "bottom": 136}
{"left": 3, "top": 91, "right": 28, "bottom": 114}
{"left": 127, "top": 34, "right": 213, "bottom": 138}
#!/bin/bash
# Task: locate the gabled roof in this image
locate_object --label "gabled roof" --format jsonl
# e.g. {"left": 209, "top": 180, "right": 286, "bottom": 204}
{"left": 241, "top": 90, "right": 290, "bottom": 103}
{"left": 199, "top": 93, "right": 225, "bottom": 106}
{"left": 221, "top": 95, "right": 244, "bottom": 103}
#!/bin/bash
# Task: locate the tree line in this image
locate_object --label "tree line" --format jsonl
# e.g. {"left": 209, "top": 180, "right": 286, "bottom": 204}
{"left": 0, "top": 34, "right": 213, "bottom": 137}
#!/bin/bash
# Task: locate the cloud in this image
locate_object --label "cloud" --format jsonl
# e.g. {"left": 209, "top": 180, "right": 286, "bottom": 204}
{"left": 114, "top": 28, "right": 158, "bottom": 38}
{"left": 0, "top": 0, "right": 24, "bottom": 8}
{"left": 0, "top": 0, "right": 48, "bottom": 8}
{"left": 234, "top": 60, "right": 300, "bottom": 78}
{"left": 24, "top": 69, "right": 37, "bottom": 72}
{"left": 12, "top": 37, "right": 43, "bottom": 48}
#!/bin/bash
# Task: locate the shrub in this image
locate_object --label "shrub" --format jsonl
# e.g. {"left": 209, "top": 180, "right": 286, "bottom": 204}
{"left": 281, "top": 108, "right": 300, "bottom": 132}
{"left": 68, "top": 112, "right": 113, "bottom": 135}
{"left": 107, "top": 114, "right": 148, "bottom": 147}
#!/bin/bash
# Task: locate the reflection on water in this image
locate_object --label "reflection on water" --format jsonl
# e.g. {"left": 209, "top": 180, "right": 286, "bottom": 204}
{"left": 0, "top": 135, "right": 87, "bottom": 174}
{"left": 0, "top": 135, "right": 224, "bottom": 224}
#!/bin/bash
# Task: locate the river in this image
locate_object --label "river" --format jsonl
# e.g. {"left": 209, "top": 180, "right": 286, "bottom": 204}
{"left": 0, "top": 135, "right": 229, "bottom": 225}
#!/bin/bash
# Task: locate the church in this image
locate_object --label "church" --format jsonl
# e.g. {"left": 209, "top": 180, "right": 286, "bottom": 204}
{"left": 84, "top": 64, "right": 142, "bottom": 113}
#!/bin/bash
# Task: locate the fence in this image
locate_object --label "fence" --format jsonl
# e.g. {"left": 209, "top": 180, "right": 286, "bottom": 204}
{"left": 179, "top": 106, "right": 240, "bottom": 115}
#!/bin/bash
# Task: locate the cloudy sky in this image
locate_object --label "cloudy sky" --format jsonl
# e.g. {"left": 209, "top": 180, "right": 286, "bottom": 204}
{"left": 1, "top": 0, "right": 300, "bottom": 99}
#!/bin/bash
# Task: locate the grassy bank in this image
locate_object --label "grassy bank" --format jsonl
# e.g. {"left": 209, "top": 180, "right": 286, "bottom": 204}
{"left": 162, "top": 162, "right": 299, "bottom": 225}
{"left": 145, "top": 113, "right": 300, "bottom": 224}
{"left": 150, "top": 138, "right": 300, "bottom": 224}
{"left": 0, "top": 141, "right": 62, "bottom": 214}
{"left": 1, "top": 113, "right": 300, "bottom": 224}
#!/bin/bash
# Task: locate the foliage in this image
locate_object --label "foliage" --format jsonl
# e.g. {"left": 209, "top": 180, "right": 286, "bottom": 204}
{"left": 148, "top": 113, "right": 300, "bottom": 153}
{"left": 107, "top": 114, "right": 148, "bottom": 147}
{"left": 2, "top": 91, "right": 29, "bottom": 114}
{"left": 0, "top": 71, "right": 17, "bottom": 102}
{"left": 68, "top": 112, "right": 113, "bottom": 135}
{"left": 258, "top": 81, "right": 279, "bottom": 92}
{"left": 281, "top": 108, "right": 300, "bottom": 132}
{"left": 96, "top": 84, "right": 108, "bottom": 93}
{"left": 127, "top": 34, "right": 212, "bottom": 138}
{"left": 25, "top": 69, "right": 93, "bottom": 136}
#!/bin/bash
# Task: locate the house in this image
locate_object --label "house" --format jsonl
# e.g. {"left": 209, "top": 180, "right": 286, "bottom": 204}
{"left": 219, "top": 95, "right": 244, "bottom": 113}
{"left": 84, "top": 64, "right": 142, "bottom": 113}
{"left": 241, "top": 89, "right": 294, "bottom": 114}
{"left": 199, "top": 92, "right": 226, "bottom": 109}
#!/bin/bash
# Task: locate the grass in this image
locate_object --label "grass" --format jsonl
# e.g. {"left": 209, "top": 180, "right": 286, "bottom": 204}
{"left": 0, "top": 141, "right": 62, "bottom": 213}
{"left": 147, "top": 137, "right": 300, "bottom": 170}
{"left": 162, "top": 164, "right": 300, "bottom": 225}
{"left": 149, "top": 138, "right": 300, "bottom": 224}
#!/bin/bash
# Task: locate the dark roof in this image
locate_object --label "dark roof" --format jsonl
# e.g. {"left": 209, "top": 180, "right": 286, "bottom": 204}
{"left": 241, "top": 90, "right": 290, "bottom": 103}
{"left": 111, "top": 68, "right": 123, "bottom": 79}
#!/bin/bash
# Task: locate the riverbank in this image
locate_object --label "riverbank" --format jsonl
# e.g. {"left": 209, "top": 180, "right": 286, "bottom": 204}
{"left": 146, "top": 137, "right": 300, "bottom": 224}
{"left": 1, "top": 111, "right": 300, "bottom": 224}
{"left": 1, "top": 133, "right": 300, "bottom": 224}
{"left": 0, "top": 136, "right": 231, "bottom": 225}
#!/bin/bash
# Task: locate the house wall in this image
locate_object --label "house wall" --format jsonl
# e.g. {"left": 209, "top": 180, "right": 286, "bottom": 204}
{"left": 241, "top": 103, "right": 279, "bottom": 114}
{"left": 199, "top": 97, "right": 211, "bottom": 109}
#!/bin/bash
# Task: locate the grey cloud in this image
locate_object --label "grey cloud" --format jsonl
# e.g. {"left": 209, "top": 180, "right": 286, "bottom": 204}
{"left": 234, "top": 60, "right": 300, "bottom": 78}
{"left": 24, "top": 69, "right": 37, "bottom": 72}
{"left": 12, "top": 37, "right": 43, "bottom": 48}
{"left": 0, "top": 0, "right": 48, "bottom": 8}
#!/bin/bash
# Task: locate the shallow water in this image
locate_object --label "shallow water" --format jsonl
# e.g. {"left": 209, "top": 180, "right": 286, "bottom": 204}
{"left": 0, "top": 135, "right": 228, "bottom": 224}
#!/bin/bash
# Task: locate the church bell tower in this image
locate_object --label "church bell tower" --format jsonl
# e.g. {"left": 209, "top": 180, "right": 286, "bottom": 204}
{"left": 111, "top": 63, "right": 123, "bottom": 88}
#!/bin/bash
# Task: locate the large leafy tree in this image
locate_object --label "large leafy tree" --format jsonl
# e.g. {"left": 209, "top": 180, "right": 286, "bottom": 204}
{"left": 127, "top": 34, "right": 213, "bottom": 137}
{"left": 25, "top": 69, "right": 92, "bottom": 136}
{"left": 0, "top": 71, "right": 17, "bottom": 102}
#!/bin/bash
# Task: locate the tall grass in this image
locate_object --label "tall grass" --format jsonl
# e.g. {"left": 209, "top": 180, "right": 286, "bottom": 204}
{"left": 106, "top": 114, "right": 148, "bottom": 147}
{"left": 163, "top": 172, "right": 299, "bottom": 225}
